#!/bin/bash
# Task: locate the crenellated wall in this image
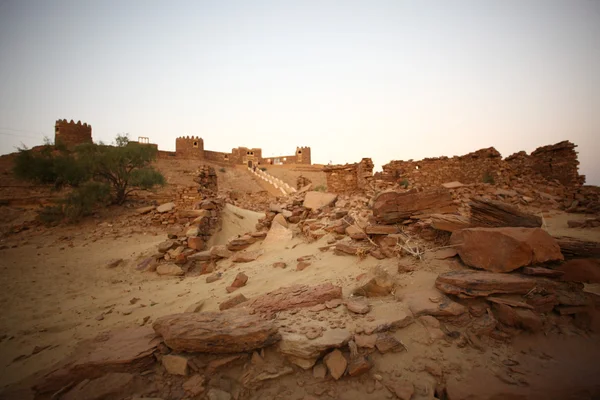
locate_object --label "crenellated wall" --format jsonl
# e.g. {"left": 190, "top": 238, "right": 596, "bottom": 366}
{"left": 54, "top": 119, "right": 92, "bottom": 148}
{"left": 175, "top": 136, "right": 204, "bottom": 158}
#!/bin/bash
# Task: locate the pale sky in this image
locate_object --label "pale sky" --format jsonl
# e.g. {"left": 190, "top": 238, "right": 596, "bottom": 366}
{"left": 1, "top": 1, "right": 599, "bottom": 183}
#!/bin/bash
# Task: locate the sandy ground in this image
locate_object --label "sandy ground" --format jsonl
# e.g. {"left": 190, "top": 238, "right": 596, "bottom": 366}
{"left": 262, "top": 165, "right": 327, "bottom": 189}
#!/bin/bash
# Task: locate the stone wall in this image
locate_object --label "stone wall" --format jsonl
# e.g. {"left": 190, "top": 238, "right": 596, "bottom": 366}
{"left": 54, "top": 119, "right": 92, "bottom": 148}
{"left": 262, "top": 147, "right": 312, "bottom": 165}
{"left": 175, "top": 136, "right": 204, "bottom": 158}
{"left": 297, "top": 175, "right": 312, "bottom": 189}
{"left": 203, "top": 150, "right": 231, "bottom": 163}
{"left": 193, "top": 165, "right": 218, "bottom": 193}
{"left": 324, "top": 158, "right": 374, "bottom": 193}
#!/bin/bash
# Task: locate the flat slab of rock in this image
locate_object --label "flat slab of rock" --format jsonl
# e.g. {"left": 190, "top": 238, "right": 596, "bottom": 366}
{"left": 400, "top": 288, "right": 467, "bottom": 317}
{"left": 469, "top": 197, "right": 542, "bottom": 228}
{"left": 62, "top": 372, "right": 138, "bottom": 400}
{"left": 227, "top": 235, "right": 256, "bottom": 251}
{"left": 156, "top": 202, "right": 176, "bottom": 213}
{"left": 153, "top": 309, "right": 280, "bottom": 353}
{"left": 34, "top": 327, "right": 159, "bottom": 394}
{"left": 262, "top": 222, "right": 293, "bottom": 247}
{"left": 278, "top": 328, "right": 351, "bottom": 368}
{"left": 157, "top": 263, "right": 184, "bottom": 276}
{"left": 361, "top": 301, "right": 414, "bottom": 334}
{"left": 450, "top": 227, "right": 563, "bottom": 272}
{"left": 442, "top": 181, "right": 465, "bottom": 189}
{"left": 372, "top": 189, "right": 458, "bottom": 224}
{"left": 232, "top": 250, "right": 264, "bottom": 263}
{"left": 241, "top": 283, "right": 342, "bottom": 314}
{"left": 303, "top": 191, "right": 338, "bottom": 210}
{"left": 435, "top": 270, "right": 536, "bottom": 298}
{"left": 557, "top": 259, "right": 600, "bottom": 283}
{"left": 135, "top": 205, "right": 155, "bottom": 214}
{"left": 430, "top": 214, "right": 471, "bottom": 232}
{"left": 365, "top": 225, "right": 401, "bottom": 235}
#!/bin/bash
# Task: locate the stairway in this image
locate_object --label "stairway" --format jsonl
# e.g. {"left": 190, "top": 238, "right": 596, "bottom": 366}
{"left": 248, "top": 167, "right": 297, "bottom": 196}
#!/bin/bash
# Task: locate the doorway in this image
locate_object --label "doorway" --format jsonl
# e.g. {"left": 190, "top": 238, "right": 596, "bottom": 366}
{"left": 247, "top": 161, "right": 253, "bottom": 168}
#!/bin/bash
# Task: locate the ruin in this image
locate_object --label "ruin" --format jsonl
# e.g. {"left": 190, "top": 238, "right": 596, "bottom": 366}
{"left": 54, "top": 119, "right": 92, "bottom": 148}
{"left": 323, "top": 158, "right": 374, "bottom": 193}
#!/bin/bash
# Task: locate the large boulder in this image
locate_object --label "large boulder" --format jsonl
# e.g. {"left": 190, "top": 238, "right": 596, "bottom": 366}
{"left": 451, "top": 227, "right": 563, "bottom": 272}
{"left": 153, "top": 309, "right": 280, "bottom": 353}
{"left": 435, "top": 270, "right": 536, "bottom": 298}
{"left": 303, "top": 191, "right": 338, "bottom": 210}
{"left": 372, "top": 189, "right": 457, "bottom": 224}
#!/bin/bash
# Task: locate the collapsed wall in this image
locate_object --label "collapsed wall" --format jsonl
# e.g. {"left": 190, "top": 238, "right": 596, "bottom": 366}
{"left": 193, "top": 165, "right": 218, "bottom": 193}
{"left": 323, "top": 158, "right": 374, "bottom": 193}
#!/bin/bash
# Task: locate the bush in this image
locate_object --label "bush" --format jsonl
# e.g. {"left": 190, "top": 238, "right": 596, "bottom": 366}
{"left": 219, "top": 167, "right": 226, "bottom": 173}
{"left": 483, "top": 172, "right": 495, "bottom": 184}
{"left": 314, "top": 185, "right": 327, "bottom": 192}
{"left": 260, "top": 167, "right": 267, "bottom": 172}
{"left": 399, "top": 178, "right": 409, "bottom": 189}
{"left": 62, "top": 182, "right": 111, "bottom": 221}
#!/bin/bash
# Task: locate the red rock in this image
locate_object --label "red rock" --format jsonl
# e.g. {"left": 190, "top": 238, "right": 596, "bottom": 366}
{"left": 430, "top": 213, "right": 471, "bottom": 232}
{"left": 153, "top": 309, "right": 280, "bottom": 353}
{"left": 183, "top": 374, "right": 205, "bottom": 396}
{"left": 303, "top": 191, "right": 338, "bottom": 210}
{"left": 354, "top": 334, "right": 377, "bottom": 348}
{"left": 352, "top": 266, "right": 396, "bottom": 297}
{"left": 348, "top": 356, "right": 371, "bottom": 376}
{"left": 365, "top": 225, "right": 401, "bottom": 235}
{"left": 435, "top": 270, "right": 536, "bottom": 298}
{"left": 232, "top": 250, "right": 263, "bottom": 263}
{"left": 226, "top": 235, "right": 256, "bottom": 251}
{"left": 375, "top": 334, "right": 404, "bottom": 354}
{"left": 323, "top": 349, "right": 347, "bottom": 380}
{"left": 557, "top": 259, "right": 600, "bottom": 283}
{"left": 346, "top": 225, "right": 367, "bottom": 240}
{"left": 219, "top": 294, "right": 248, "bottom": 311}
{"left": 162, "top": 354, "right": 188, "bottom": 375}
{"left": 297, "top": 261, "right": 311, "bottom": 271}
{"left": 62, "top": 373, "right": 138, "bottom": 400}
{"left": 335, "top": 242, "right": 364, "bottom": 255}
{"left": 372, "top": 189, "right": 458, "bottom": 224}
{"left": 450, "top": 227, "right": 563, "bottom": 273}
{"left": 242, "top": 283, "right": 342, "bottom": 314}
{"left": 187, "top": 237, "right": 205, "bottom": 251}
{"left": 521, "top": 266, "right": 565, "bottom": 278}
{"left": 272, "top": 262, "right": 287, "bottom": 268}
{"left": 345, "top": 299, "right": 371, "bottom": 314}
{"left": 228, "top": 272, "right": 248, "bottom": 291}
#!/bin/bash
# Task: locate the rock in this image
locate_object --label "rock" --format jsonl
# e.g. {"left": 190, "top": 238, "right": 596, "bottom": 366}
{"left": 430, "top": 248, "right": 458, "bottom": 260}
{"left": 179, "top": 209, "right": 210, "bottom": 218}
{"left": 487, "top": 297, "right": 533, "bottom": 309}
{"left": 156, "top": 202, "right": 175, "bottom": 213}
{"left": 492, "top": 303, "right": 542, "bottom": 332}
{"left": 157, "top": 240, "right": 177, "bottom": 253}
{"left": 152, "top": 310, "right": 280, "bottom": 353}
{"left": 210, "top": 245, "right": 233, "bottom": 259}
{"left": 354, "top": 334, "right": 377, "bottom": 348}
{"left": 162, "top": 354, "right": 188, "bottom": 375}
{"left": 226, "top": 235, "right": 256, "bottom": 251}
{"left": 242, "top": 283, "right": 342, "bottom": 314}
{"left": 352, "top": 266, "right": 396, "bottom": 297}
{"left": 185, "top": 226, "right": 200, "bottom": 237}
{"left": 135, "top": 205, "right": 155, "bottom": 214}
{"left": 34, "top": 327, "right": 158, "bottom": 395}
{"left": 435, "top": 270, "right": 536, "bottom": 298}
{"left": 206, "top": 273, "right": 221, "bottom": 283}
{"left": 185, "top": 300, "right": 205, "bottom": 313}
{"left": 372, "top": 189, "right": 457, "bottom": 224}
{"left": 385, "top": 380, "right": 415, "bottom": 400}
{"left": 200, "top": 200, "right": 216, "bottom": 210}
{"left": 400, "top": 288, "right": 467, "bottom": 317}
{"left": 335, "top": 242, "right": 367, "bottom": 256}
{"left": 362, "top": 302, "right": 414, "bottom": 334}
{"left": 345, "top": 299, "right": 371, "bottom": 314}
{"left": 313, "top": 363, "right": 327, "bottom": 379}
{"left": 187, "top": 237, "right": 205, "bottom": 251}
{"left": 451, "top": 227, "right": 563, "bottom": 272}
{"left": 226, "top": 272, "right": 248, "bottom": 292}
{"left": 278, "top": 329, "right": 351, "bottom": 369}
{"left": 62, "top": 373, "right": 137, "bottom": 400}
{"left": 346, "top": 225, "right": 367, "bottom": 240}
{"left": 262, "top": 222, "right": 293, "bottom": 246}
{"left": 297, "top": 261, "right": 311, "bottom": 271}
{"left": 183, "top": 375, "right": 205, "bottom": 396}
{"left": 136, "top": 257, "right": 157, "bottom": 272}
{"left": 207, "top": 388, "right": 232, "bottom": 400}
{"left": 324, "top": 349, "right": 347, "bottom": 380}
{"left": 365, "top": 225, "right": 401, "bottom": 235}
{"left": 375, "top": 334, "right": 403, "bottom": 353}
{"left": 347, "top": 356, "right": 372, "bottom": 377}
{"left": 188, "top": 250, "right": 213, "bottom": 261}
{"left": 521, "top": 266, "right": 565, "bottom": 278}
{"left": 469, "top": 197, "right": 542, "bottom": 228}
{"left": 272, "top": 262, "right": 287, "bottom": 268}
{"left": 106, "top": 258, "right": 123, "bottom": 268}
{"left": 557, "top": 259, "right": 600, "bottom": 283}
{"left": 232, "top": 250, "right": 263, "bottom": 263}
{"left": 156, "top": 263, "right": 184, "bottom": 276}
{"left": 303, "top": 191, "right": 338, "bottom": 210}
{"left": 430, "top": 213, "right": 471, "bottom": 232}
{"left": 219, "top": 294, "right": 248, "bottom": 311}
{"left": 272, "top": 213, "right": 288, "bottom": 228}
{"left": 442, "top": 181, "right": 465, "bottom": 189}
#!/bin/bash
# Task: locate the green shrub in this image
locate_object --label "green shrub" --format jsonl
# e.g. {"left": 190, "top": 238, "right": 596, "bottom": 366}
{"left": 219, "top": 167, "right": 226, "bottom": 173}
{"left": 483, "top": 172, "right": 495, "bottom": 184}
{"left": 314, "top": 185, "right": 327, "bottom": 192}
{"left": 62, "top": 182, "right": 111, "bottom": 221}
{"left": 260, "top": 167, "right": 267, "bottom": 172}
{"left": 38, "top": 204, "right": 65, "bottom": 226}
{"left": 399, "top": 178, "right": 409, "bottom": 189}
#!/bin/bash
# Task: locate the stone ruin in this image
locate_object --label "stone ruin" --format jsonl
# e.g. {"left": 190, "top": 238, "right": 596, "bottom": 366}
{"left": 296, "top": 175, "right": 312, "bottom": 190}
{"left": 323, "top": 158, "right": 374, "bottom": 193}
{"left": 193, "top": 165, "right": 218, "bottom": 194}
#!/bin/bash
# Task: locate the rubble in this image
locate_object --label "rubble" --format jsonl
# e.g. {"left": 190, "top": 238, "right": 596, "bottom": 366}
{"left": 435, "top": 270, "right": 536, "bottom": 298}
{"left": 372, "top": 188, "right": 458, "bottom": 224}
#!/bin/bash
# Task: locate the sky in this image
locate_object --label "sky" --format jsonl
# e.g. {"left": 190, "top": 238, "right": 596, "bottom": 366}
{"left": 0, "top": 0, "right": 599, "bottom": 183}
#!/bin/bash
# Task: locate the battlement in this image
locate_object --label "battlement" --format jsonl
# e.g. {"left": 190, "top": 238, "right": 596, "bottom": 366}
{"left": 54, "top": 119, "right": 92, "bottom": 148}
{"left": 175, "top": 136, "right": 204, "bottom": 158}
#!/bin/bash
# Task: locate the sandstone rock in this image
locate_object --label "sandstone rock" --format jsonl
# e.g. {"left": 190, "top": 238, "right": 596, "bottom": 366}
{"left": 262, "top": 222, "right": 293, "bottom": 247}
{"left": 272, "top": 262, "right": 287, "bottom": 268}
{"left": 207, "top": 388, "right": 232, "bottom": 400}
{"left": 352, "top": 266, "right": 396, "bottom": 297}
{"left": 34, "top": 327, "right": 158, "bottom": 394}
{"left": 187, "top": 237, "right": 205, "bottom": 251}
{"left": 219, "top": 294, "right": 248, "bottom": 311}
{"left": 442, "top": 181, "right": 465, "bottom": 189}
{"left": 469, "top": 197, "right": 542, "bottom": 228}
{"left": 242, "top": 283, "right": 342, "bottom": 314}
{"left": 278, "top": 329, "right": 351, "bottom": 369}
{"left": 346, "top": 225, "right": 367, "bottom": 240}
{"left": 430, "top": 213, "right": 471, "bottom": 232}
{"left": 303, "top": 191, "right": 338, "bottom": 210}
{"left": 430, "top": 248, "right": 458, "bottom": 260}
{"left": 162, "top": 354, "right": 188, "bottom": 375}
{"left": 384, "top": 380, "right": 414, "bottom": 400}
{"left": 157, "top": 240, "right": 177, "bottom": 253}
{"left": 313, "top": 363, "right": 327, "bottom": 379}
{"left": 232, "top": 250, "right": 263, "bottom": 263}
{"left": 297, "top": 261, "right": 311, "bottom": 271}
{"left": 324, "top": 349, "right": 347, "bottom": 380}
{"left": 346, "top": 298, "right": 371, "bottom": 314}
{"left": 210, "top": 245, "right": 233, "bottom": 259}
{"left": 372, "top": 189, "right": 457, "bottom": 224}
{"left": 206, "top": 273, "right": 221, "bottom": 283}
{"left": 354, "top": 334, "right": 377, "bottom": 348}
{"left": 153, "top": 310, "right": 280, "bottom": 353}
{"left": 227, "top": 235, "right": 256, "bottom": 251}
{"left": 156, "top": 202, "right": 175, "bottom": 213}
{"left": 179, "top": 209, "right": 210, "bottom": 218}
{"left": 156, "top": 263, "right": 184, "bottom": 276}
{"left": 226, "top": 272, "right": 248, "bottom": 292}
{"left": 365, "top": 225, "right": 401, "bottom": 235}
{"left": 492, "top": 303, "right": 542, "bottom": 332}
{"left": 362, "top": 302, "right": 414, "bottom": 334}
{"left": 375, "top": 333, "right": 404, "bottom": 353}
{"left": 335, "top": 242, "right": 367, "bottom": 256}
{"left": 521, "top": 266, "right": 565, "bottom": 278}
{"left": 182, "top": 375, "right": 205, "bottom": 396}
{"left": 185, "top": 300, "right": 205, "bottom": 313}
{"left": 436, "top": 271, "right": 536, "bottom": 298}
{"left": 557, "top": 259, "right": 600, "bottom": 283}
{"left": 135, "top": 205, "right": 155, "bottom": 214}
{"left": 272, "top": 213, "right": 288, "bottom": 228}
{"left": 185, "top": 225, "right": 200, "bottom": 237}
{"left": 188, "top": 250, "right": 212, "bottom": 261}
{"left": 347, "top": 356, "right": 372, "bottom": 377}
{"left": 450, "top": 227, "right": 563, "bottom": 272}
{"left": 400, "top": 288, "right": 467, "bottom": 317}
{"left": 62, "top": 373, "right": 137, "bottom": 400}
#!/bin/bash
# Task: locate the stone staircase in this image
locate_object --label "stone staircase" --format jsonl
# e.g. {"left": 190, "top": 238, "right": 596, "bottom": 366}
{"left": 248, "top": 167, "right": 297, "bottom": 196}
